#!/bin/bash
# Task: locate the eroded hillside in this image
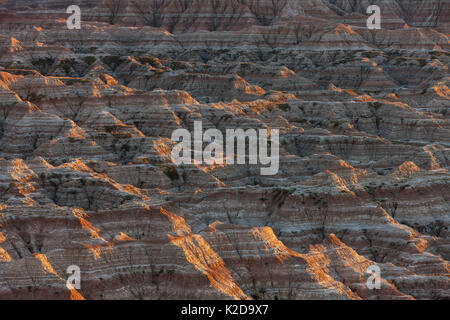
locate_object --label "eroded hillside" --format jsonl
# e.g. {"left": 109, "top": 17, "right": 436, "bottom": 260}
{"left": 0, "top": 0, "right": 448, "bottom": 300}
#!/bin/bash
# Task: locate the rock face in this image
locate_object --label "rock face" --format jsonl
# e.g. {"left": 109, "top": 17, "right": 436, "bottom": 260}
{"left": 0, "top": 0, "right": 448, "bottom": 300}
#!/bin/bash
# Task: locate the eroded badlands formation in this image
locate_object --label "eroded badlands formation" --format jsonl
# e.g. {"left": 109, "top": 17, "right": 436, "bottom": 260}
{"left": 0, "top": 0, "right": 449, "bottom": 300}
